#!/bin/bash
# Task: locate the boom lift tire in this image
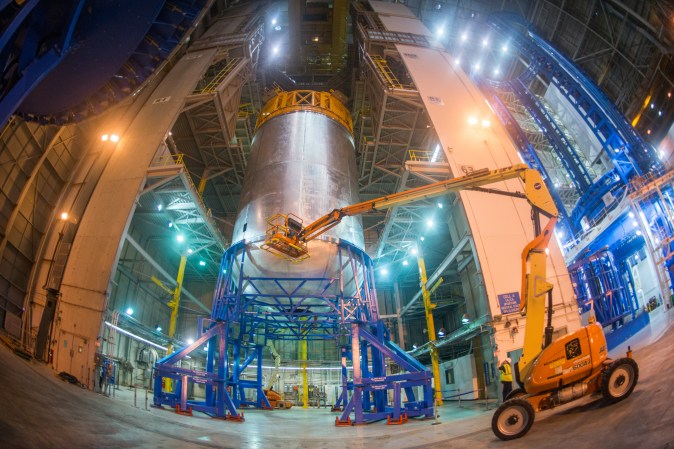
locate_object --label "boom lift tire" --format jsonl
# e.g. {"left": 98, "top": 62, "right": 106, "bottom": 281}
{"left": 505, "top": 388, "right": 526, "bottom": 400}
{"left": 491, "top": 399, "right": 535, "bottom": 440}
{"left": 601, "top": 358, "right": 638, "bottom": 404}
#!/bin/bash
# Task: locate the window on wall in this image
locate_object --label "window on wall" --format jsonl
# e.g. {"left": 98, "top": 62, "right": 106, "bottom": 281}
{"left": 445, "top": 368, "right": 454, "bottom": 384}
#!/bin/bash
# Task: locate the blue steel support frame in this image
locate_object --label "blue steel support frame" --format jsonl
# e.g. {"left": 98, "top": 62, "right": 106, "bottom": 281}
{"left": 477, "top": 78, "right": 575, "bottom": 236}
{"left": 487, "top": 12, "right": 662, "bottom": 181}
{"left": 153, "top": 319, "right": 242, "bottom": 419}
{"left": 337, "top": 322, "right": 434, "bottom": 424}
{"left": 508, "top": 78, "right": 593, "bottom": 194}
{"left": 155, "top": 239, "right": 433, "bottom": 424}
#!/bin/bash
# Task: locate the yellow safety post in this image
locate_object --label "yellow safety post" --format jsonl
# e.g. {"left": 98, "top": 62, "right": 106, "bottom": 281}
{"left": 164, "top": 254, "right": 187, "bottom": 391}
{"left": 416, "top": 245, "right": 443, "bottom": 406}
{"left": 300, "top": 338, "right": 309, "bottom": 408}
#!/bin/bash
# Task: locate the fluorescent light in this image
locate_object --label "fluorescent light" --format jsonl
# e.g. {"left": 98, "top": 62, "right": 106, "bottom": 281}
{"left": 431, "top": 144, "right": 441, "bottom": 162}
{"left": 104, "top": 321, "right": 167, "bottom": 351}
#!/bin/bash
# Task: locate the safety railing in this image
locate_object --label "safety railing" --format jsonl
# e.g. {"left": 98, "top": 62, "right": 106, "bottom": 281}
{"left": 261, "top": 213, "right": 309, "bottom": 261}
{"left": 149, "top": 153, "right": 212, "bottom": 217}
{"left": 408, "top": 149, "right": 444, "bottom": 163}
{"left": 194, "top": 58, "right": 242, "bottom": 94}
{"left": 370, "top": 55, "right": 416, "bottom": 91}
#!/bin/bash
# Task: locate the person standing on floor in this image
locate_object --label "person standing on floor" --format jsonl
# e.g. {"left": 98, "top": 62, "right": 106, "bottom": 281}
{"left": 499, "top": 357, "right": 513, "bottom": 402}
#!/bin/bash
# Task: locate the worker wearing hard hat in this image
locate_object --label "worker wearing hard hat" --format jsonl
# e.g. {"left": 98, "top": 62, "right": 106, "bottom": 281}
{"left": 499, "top": 357, "right": 513, "bottom": 402}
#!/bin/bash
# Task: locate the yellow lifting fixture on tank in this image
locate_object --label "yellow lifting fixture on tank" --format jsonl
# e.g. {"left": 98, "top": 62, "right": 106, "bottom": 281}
{"left": 266, "top": 163, "right": 639, "bottom": 440}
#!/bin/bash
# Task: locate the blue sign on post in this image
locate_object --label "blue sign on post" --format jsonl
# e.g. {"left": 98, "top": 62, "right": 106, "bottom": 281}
{"left": 498, "top": 292, "right": 521, "bottom": 315}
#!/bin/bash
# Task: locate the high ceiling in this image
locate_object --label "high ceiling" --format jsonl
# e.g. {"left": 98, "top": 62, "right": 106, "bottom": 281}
{"left": 122, "top": 0, "right": 674, "bottom": 313}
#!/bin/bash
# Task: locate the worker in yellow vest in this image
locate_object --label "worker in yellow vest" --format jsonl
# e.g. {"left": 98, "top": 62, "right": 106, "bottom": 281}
{"left": 499, "top": 357, "right": 513, "bottom": 402}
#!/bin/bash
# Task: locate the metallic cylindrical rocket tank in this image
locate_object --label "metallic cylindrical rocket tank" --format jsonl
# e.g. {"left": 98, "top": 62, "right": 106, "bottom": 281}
{"left": 231, "top": 90, "right": 364, "bottom": 279}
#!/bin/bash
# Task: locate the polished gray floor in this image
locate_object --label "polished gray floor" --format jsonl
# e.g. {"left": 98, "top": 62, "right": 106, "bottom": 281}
{"left": 1, "top": 308, "right": 673, "bottom": 449}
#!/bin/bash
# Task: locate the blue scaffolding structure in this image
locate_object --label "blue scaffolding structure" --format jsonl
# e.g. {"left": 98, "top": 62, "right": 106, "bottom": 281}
{"left": 480, "top": 12, "right": 671, "bottom": 334}
{"left": 154, "top": 239, "right": 434, "bottom": 424}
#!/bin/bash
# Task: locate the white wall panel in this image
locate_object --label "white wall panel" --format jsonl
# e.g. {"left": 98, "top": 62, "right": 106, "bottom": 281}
{"left": 397, "top": 44, "right": 580, "bottom": 359}
{"left": 369, "top": 1, "right": 417, "bottom": 18}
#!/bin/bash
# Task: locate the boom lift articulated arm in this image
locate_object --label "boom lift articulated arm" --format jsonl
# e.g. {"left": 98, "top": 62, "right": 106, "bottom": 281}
{"left": 266, "top": 163, "right": 558, "bottom": 377}
{"left": 265, "top": 340, "right": 281, "bottom": 391}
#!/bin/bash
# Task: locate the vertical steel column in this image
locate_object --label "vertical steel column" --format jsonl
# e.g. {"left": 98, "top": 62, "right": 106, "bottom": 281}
{"left": 351, "top": 322, "right": 363, "bottom": 423}
{"left": 416, "top": 245, "right": 443, "bottom": 406}
{"left": 301, "top": 338, "right": 309, "bottom": 408}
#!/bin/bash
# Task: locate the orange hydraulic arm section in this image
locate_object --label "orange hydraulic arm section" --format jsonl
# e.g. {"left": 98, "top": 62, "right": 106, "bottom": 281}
{"left": 269, "top": 165, "right": 558, "bottom": 353}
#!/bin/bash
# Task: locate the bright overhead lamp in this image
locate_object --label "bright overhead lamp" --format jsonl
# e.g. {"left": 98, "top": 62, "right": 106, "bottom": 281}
{"left": 437, "top": 202, "right": 443, "bottom": 208}
{"left": 187, "top": 338, "right": 195, "bottom": 345}
{"left": 461, "top": 33, "right": 468, "bottom": 41}
{"left": 157, "top": 204, "right": 163, "bottom": 211}
{"left": 125, "top": 307, "right": 133, "bottom": 316}
{"left": 402, "top": 260, "right": 409, "bottom": 266}
{"left": 176, "top": 234, "right": 185, "bottom": 243}
{"left": 482, "top": 39, "right": 488, "bottom": 47}
{"left": 110, "top": 134, "right": 120, "bottom": 142}
{"left": 420, "top": 236, "right": 425, "bottom": 241}
{"left": 272, "top": 46, "right": 279, "bottom": 55}
{"left": 468, "top": 116, "right": 478, "bottom": 126}
{"left": 60, "top": 212, "right": 69, "bottom": 220}
{"left": 187, "top": 248, "right": 193, "bottom": 254}
{"left": 426, "top": 219, "right": 434, "bottom": 227}
{"left": 461, "top": 314, "right": 470, "bottom": 324}
{"left": 101, "top": 134, "right": 109, "bottom": 142}
{"left": 380, "top": 268, "right": 388, "bottom": 275}
{"left": 481, "top": 119, "right": 491, "bottom": 128}
{"left": 501, "top": 45, "right": 508, "bottom": 52}
{"left": 199, "top": 260, "right": 206, "bottom": 266}
{"left": 272, "top": 18, "right": 277, "bottom": 25}
{"left": 155, "top": 325, "right": 162, "bottom": 332}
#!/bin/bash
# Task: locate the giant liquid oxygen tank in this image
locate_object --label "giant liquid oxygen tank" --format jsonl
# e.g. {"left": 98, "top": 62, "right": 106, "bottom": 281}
{"left": 231, "top": 90, "right": 364, "bottom": 282}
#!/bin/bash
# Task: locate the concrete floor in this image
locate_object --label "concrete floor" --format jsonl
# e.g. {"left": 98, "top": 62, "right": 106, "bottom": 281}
{"left": 2, "top": 308, "right": 673, "bottom": 449}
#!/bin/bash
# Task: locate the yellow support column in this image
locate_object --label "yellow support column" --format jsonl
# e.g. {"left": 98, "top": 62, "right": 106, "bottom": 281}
{"left": 416, "top": 245, "right": 443, "bottom": 406}
{"left": 197, "top": 176, "right": 207, "bottom": 199}
{"left": 164, "top": 254, "right": 187, "bottom": 391}
{"left": 301, "top": 338, "right": 309, "bottom": 408}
